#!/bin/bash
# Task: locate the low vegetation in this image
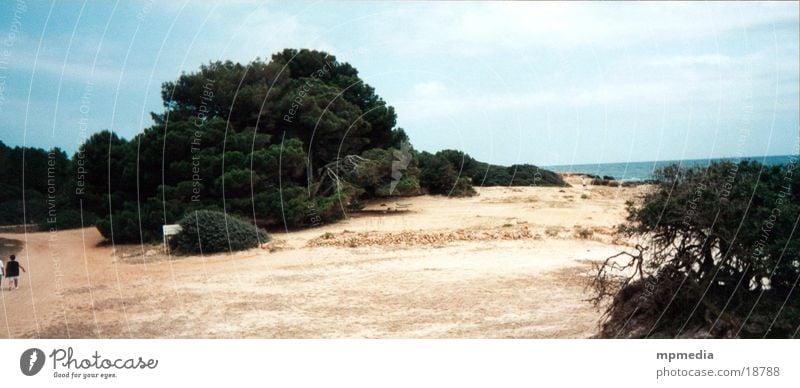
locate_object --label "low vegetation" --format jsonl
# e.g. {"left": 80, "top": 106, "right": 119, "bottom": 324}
{"left": 592, "top": 160, "right": 799, "bottom": 338}
{"left": 169, "top": 210, "right": 269, "bottom": 254}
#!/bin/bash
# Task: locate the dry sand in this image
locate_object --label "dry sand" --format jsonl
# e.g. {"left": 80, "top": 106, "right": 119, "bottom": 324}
{"left": 0, "top": 179, "right": 647, "bottom": 338}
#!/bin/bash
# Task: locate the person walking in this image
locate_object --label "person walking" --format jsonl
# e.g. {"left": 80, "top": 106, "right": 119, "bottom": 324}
{"left": 5, "top": 255, "right": 26, "bottom": 290}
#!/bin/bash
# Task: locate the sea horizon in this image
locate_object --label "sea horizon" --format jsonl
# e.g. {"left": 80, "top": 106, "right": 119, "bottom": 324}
{"left": 543, "top": 153, "right": 799, "bottom": 181}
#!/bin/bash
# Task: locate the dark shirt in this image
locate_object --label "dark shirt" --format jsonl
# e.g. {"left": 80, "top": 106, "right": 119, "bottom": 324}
{"left": 6, "top": 261, "right": 20, "bottom": 277}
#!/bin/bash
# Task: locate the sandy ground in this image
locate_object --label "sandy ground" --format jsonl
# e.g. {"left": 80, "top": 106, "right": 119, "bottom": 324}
{"left": 0, "top": 179, "right": 646, "bottom": 338}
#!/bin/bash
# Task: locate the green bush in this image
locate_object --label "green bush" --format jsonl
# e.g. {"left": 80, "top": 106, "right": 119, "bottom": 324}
{"left": 252, "top": 186, "right": 308, "bottom": 228}
{"left": 418, "top": 149, "right": 564, "bottom": 196}
{"left": 380, "top": 175, "right": 421, "bottom": 197}
{"left": 48, "top": 208, "right": 93, "bottom": 230}
{"left": 95, "top": 198, "right": 186, "bottom": 243}
{"left": 170, "top": 210, "right": 269, "bottom": 254}
{"left": 424, "top": 149, "right": 567, "bottom": 187}
{"left": 353, "top": 147, "right": 422, "bottom": 197}
{"left": 592, "top": 159, "right": 800, "bottom": 338}
{"left": 418, "top": 151, "right": 475, "bottom": 196}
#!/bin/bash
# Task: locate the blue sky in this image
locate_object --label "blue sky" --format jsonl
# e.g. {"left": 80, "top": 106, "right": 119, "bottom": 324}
{"left": 0, "top": 1, "right": 797, "bottom": 166}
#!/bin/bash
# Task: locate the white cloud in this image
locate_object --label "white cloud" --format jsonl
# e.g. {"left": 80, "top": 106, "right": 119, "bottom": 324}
{"left": 34, "top": 60, "right": 124, "bottom": 83}
{"left": 641, "top": 54, "right": 735, "bottom": 68}
{"left": 397, "top": 80, "right": 559, "bottom": 120}
{"left": 200, "top": 6, "right": 333, "bottom": 64}
{"left": 365, "top": 2, "right": 798, "bottom": 56}
{"left": 397, "top": 79, "right": 683, "bottom": 121}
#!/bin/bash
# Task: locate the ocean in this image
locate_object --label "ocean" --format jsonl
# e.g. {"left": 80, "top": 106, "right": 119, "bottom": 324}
{"left": 544, "top": 154, "right": 798, "bottom": 181}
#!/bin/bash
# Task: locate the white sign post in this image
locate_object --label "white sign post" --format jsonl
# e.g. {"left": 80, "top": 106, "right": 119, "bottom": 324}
{"left": 162, "top": 224, "right": 183, "bottom": 253}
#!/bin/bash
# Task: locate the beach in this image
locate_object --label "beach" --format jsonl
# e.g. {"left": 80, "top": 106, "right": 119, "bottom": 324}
{"left": 0, "top": 178, "right": 646, "bottom": 338}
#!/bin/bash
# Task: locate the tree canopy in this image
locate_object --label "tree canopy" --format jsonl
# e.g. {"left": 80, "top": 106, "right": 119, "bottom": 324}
{"left": 2, "top": 48, "right": 567, "bottom": 248}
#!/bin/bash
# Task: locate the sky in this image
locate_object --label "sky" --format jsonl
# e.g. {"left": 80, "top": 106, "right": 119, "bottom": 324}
{"left": 0, "top": 1, "right": 797, "bottom": 166}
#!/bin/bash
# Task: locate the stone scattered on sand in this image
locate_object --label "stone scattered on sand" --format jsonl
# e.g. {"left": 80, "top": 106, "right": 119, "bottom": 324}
{"left": 262, "top": 239, "right": 287, "bottom": 252}
{"left": 307, "top": 225, "right": 540, "bottom": 248}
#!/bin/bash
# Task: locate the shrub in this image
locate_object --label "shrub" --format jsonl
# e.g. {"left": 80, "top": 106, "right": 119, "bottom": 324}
{"left": 418, "top": 149, "right": 566, "bottom": 196}
{"left": 377, "top": 175, "right": 421, "bottom": 197}
{"left": 436, "top": 149, "right": 568, "bottom": 187}
{"left": 170, "top": 210, "right": 269, "bottom": 254}
{"left": 52, "top": 208, "right": 92, "bottom": 229}
{"left": 355, "top": 147, "right": 422, "bottom": 197}
{"left": 252, "top": 186, "right": 309, "bottom": 228}
{"left": 489, "top": 164, "right": 567, "bottom": 187}
{"left": 95, "top": 199, "right": 185, "bottom": 243}
{"left": 418, "top": 152, "right": 458, "bottom": 195}
{"left": 592, "top": 159, "right": 800, "bottom": 338}
{"left": 418, "top": 151, "right": 476, "bottom": 196}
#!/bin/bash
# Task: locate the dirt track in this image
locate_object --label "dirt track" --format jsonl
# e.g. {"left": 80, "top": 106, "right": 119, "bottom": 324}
{"left": 0, "top": 182, "right": 643, "bottom": 338}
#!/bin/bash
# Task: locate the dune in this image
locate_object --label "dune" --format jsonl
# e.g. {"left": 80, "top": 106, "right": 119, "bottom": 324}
{"left": 0, "top": 178, "right": 647, "bottom": 338}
